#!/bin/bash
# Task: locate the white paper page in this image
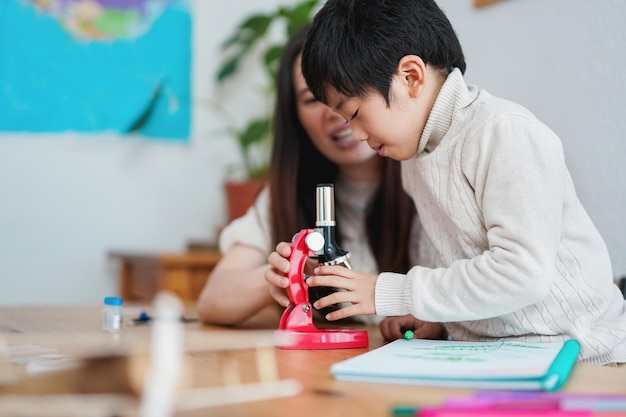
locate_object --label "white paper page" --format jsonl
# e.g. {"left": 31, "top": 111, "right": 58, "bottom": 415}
{"left": 331, "top": 339, "right": 565, "bottom": 380}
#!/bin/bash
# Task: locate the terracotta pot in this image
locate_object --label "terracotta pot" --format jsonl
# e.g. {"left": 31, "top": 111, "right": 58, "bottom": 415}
{"left": 223, "top": 179, "right": 264, "bottom": 222}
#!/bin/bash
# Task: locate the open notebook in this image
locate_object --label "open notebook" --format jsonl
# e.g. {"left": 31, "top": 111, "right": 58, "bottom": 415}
{"left": 331, "top": 339, "right": 580, "bottom": 392}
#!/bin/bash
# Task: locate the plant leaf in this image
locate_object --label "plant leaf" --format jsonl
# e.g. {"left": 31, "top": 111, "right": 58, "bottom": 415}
{"left": 221, "top": 14, "right": 273, "bottom": 49}
{"left": 239, "top": 13, "right": 273, "bottom": 37}
{"left": 239, "top": 117, "right": 270, "bottom": 149}
{"left": 217, "top": 14, "right": 275, "bottom": 82}
{"left": 216, "top": 54, "right": 241, "bottom": 82}
{"left": 263, "top": 44, "right": 284, "bottom": 81}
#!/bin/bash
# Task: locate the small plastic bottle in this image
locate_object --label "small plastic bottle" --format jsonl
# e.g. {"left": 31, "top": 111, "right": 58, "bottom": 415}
{"left": 102, "top": 296, "right": 123, "bottom": 332}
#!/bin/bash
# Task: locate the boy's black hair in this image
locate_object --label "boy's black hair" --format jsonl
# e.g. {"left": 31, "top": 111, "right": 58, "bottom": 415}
{"left": 302, "top": 0, "right": 466, "bottom": 105}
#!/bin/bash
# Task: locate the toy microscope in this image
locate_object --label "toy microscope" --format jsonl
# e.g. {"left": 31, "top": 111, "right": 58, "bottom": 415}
{"left": 274, "top": 184, "right": 369, "bottom": 350}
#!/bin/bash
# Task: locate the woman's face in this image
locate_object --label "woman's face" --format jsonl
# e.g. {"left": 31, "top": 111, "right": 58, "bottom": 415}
{"left": 293, "top": 56, "right": 378, "bottom": 177}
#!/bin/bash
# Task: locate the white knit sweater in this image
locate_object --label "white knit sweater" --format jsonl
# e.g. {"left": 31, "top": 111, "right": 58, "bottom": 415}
{"left": 375, "top": 69, "right": 626, "bottom": 365}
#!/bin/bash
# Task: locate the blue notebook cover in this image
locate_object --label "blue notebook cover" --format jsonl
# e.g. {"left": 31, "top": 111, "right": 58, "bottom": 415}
{"left": 331, "top": 339, "right": 580, "bottom": 391}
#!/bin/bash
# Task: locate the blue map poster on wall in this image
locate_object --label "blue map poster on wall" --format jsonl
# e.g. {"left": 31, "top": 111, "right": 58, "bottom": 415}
{"left": 0, "top": 0, "right": 191, "bottom": 140}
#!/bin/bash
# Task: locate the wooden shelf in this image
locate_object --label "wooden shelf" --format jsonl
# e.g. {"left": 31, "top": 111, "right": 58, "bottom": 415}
{"left": 109, "top": 250, "right": 221, "bottom": 303}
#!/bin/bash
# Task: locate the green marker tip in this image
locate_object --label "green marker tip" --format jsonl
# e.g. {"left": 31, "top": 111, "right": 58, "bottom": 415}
{"left": 391, "top": 405, "right": 417, "bottom": 416}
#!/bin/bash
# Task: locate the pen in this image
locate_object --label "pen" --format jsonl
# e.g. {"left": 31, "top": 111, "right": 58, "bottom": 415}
{"left": 444, "top": 395, "right": 626, "bottom": 412}
{"left": 473, "top": 392, "right": 625, "bottom": 399}
{"left": 415, "top": 407, "right": 623, "bottom": 417}
{"left": 393, "top": 406, "right": 419, "bottom": 416}
{"left": 129, "top": 312, "right": 199, "bottom": 326}
{"left": 401, "top": 328, "right": 414, "bottom": 340}
{"left": 392, "top": 406, "right": 588, "bottom": 417}
{"left": 130, "top": 311, "right": 152, "bottom": 326}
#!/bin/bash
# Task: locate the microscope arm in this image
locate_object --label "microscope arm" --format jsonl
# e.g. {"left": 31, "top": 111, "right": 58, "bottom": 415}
{"left": 277, "top": 229, "right": 318, "bottom": 332}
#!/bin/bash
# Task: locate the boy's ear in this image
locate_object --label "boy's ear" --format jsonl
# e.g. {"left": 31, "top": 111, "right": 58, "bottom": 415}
{"left": 397, "top": 55, "right": 426, "bottom": 98}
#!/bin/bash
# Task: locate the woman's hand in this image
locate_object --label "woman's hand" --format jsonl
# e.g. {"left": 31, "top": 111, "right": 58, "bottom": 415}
{"left": 379, "top": 314, "right": 446, "bottom": 341}
{"left": 265, "top": 241, "right": 319, "bottom": 307}
{"left": 265, "top": 242, "right": 293, "bottom": 307}
{"left": 305, "top": 265, "right": 378, "bottom": 321}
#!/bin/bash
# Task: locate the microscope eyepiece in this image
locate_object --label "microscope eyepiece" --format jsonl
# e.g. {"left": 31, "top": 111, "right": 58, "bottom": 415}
{"left": 314, "top": 184, "right": 351, "bottom": 269}
{"left": 316, "top": 184, "right": 336, "bottom": 227}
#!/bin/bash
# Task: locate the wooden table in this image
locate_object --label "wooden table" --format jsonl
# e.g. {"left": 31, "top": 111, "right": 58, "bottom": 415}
{"left": 1, "top": 304, "right": 625, "bottom": 417}
{"left": 109, "top": 250, "right": 221, "bottom": 303}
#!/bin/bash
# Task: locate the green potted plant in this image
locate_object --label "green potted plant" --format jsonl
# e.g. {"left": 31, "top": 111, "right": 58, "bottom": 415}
{"left": 215, "top": 0, "right": 320, "bottom": 221}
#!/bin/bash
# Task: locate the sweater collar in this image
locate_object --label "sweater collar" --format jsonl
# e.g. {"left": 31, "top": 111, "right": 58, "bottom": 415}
{"left": 417, "top": 68, "right": 475, "bottom": 154}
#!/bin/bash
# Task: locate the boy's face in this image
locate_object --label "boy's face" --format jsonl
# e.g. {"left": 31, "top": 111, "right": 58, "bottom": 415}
{"left": 325, "top": 57, "right": 444, "bottom": 161}
{"left": 293, "top": 56, "right": 377, "bottom": 169}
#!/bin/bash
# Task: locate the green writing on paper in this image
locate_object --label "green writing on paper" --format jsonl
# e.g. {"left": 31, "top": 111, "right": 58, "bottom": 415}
{"left": 394, "top": 341, "right": 549, "bottom": 363}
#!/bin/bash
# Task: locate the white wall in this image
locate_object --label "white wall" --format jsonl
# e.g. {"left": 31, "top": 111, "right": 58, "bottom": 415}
{"left": 0, "top": 0, "right": 292, "bottom": 305}
{"left": 0, "top": 0, "right": 624, "bottom": 305}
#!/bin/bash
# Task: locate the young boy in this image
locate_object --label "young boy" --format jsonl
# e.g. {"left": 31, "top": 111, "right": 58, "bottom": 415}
{"left": 265, "top": 0, "right": 626, "bottom": 365}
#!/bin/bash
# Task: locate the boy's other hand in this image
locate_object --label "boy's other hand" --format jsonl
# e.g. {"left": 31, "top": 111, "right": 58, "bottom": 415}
{"left": 379, "top": 315, "right": 446, "bottom": 341}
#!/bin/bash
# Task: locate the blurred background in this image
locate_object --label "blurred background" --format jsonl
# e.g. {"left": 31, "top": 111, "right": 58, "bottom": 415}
{"left": 0, "top": 0, "right": 624, "bottom": 305}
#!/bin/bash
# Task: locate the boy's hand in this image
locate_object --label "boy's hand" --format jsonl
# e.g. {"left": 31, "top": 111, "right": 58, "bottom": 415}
{"left": 379, "top": 315, "right": 446, "bottom": 341}
{"left": 305, "top": 265, "right": 377, "bottom": 320}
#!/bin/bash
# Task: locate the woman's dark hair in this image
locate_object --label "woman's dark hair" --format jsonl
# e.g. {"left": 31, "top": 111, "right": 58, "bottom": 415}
{"left": 268, "top": 24, "right": 416, "bottom": 273}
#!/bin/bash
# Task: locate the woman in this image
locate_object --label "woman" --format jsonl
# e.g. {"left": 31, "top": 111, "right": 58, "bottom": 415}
{"left": 198, "top": 25, "right": 441, "bottom": 339}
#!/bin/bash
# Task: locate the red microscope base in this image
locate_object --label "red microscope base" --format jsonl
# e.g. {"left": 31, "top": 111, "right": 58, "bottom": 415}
{"left": 274, "top": 327, "right": 369, "bottom": 350}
